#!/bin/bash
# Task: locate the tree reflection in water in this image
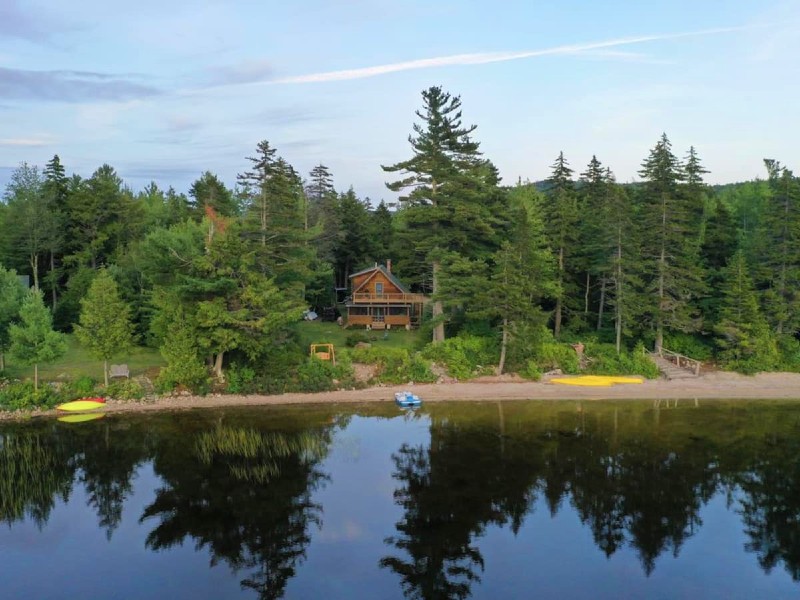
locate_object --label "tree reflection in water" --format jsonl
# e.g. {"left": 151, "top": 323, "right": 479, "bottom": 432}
{"left": 737, "top": 428, "right": 800, "bottom": 581}
{"left": 380, "top": 401, "right": 800, "bottom": 597}
{"left": 0, "top": 426, "right": 75, "bottom": 527}
{"left": 380, "top": 408, "right": 545, "bottom": 599}
{"left": 140, "top": 422, "right": 334, "bottom": 600}
{"left": 0, "top": 402, "right": 800, "bottom": 596}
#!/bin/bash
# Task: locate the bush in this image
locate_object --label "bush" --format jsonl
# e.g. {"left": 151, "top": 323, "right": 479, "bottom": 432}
{"left": 156, "top": 360, "right": 210, "bottom": 394}
{"left": 105, "top": 379, "right": 145, "bottom": 401}
{"left": 226, "top": 365, "right": 257, "bottom": 394}
{"left": 156, "top": 316, "right": 210, "bottom": 394}
{"left": 718, "top": 334, "right": 780, "bottom": 375}
{"left": 296, "top": 357, "right": 356, "bottom": 392}
{"left": 59, "top": 375, "right": 98, "bottom": 401}
{"left": 585, "top": 342, "right": 660, "bottom": 379}
{"left": 534, "top": 343, "right": 580, "bottom": 374}
{"left": 777, "top": 335, "right": 800, "bottom": 372}
{"left": 0, "top": 380, "right": 61, "bottom": 411}
{"left": 350, "top": 346, "right": 436, "bottom": 384}
{"left": 519, "top": 361, "right": 542, "bottom": 381}
{"left": 297, "top": 359, "right": 338, "bottom": 392}
{"left": 421, "top": 334, "right": 497, "bottom": 379}
{"left": 663, "top": 332, "right": 714, "bottom": 361}
{"left": 345, "top": 332, "right": 371, "bottom": 347}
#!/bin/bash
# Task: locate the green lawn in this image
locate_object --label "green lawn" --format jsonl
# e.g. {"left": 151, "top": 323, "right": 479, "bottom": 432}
{"left": 291, "top": 321, "right": 425, "bottom": 353}
{"left": 2, "top": 335, "right": 165, "bottom": 382}
{"left": 2, "top": 323, "right": 425, "bottom": 384}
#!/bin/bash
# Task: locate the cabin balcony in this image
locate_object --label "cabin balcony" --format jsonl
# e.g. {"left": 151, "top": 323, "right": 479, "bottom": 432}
{"left": 350, "top": 292, "right": 428, "bottom": 304}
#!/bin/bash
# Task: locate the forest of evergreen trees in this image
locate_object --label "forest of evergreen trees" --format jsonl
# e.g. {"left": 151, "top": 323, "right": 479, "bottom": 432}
{"left": 1, "top": 85, "right": 799, "bottom": 399}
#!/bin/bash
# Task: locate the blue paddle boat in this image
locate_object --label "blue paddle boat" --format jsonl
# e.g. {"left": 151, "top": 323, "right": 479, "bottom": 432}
{"left": 395, "top": 391, "right": 422, "bottom": 407}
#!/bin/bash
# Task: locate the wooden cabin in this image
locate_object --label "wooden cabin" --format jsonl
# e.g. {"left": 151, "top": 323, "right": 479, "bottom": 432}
{"left": 346, "top": 262, "right": 427, "bottom": 329}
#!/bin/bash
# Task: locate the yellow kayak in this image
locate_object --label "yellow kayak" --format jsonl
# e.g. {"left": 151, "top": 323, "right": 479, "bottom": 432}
{"left": 58, "top": 413, "right": 106, "bottom": 423}
{"left": 550, "top": 376, "right": 644, "bottom": 387}
{"left": 56, "top": 399, "right": 106, "bottom": 412}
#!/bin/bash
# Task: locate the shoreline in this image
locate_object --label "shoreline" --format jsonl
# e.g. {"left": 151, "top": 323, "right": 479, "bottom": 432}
{"left": 4, "top": 370, "right": 800, "bottom": 421}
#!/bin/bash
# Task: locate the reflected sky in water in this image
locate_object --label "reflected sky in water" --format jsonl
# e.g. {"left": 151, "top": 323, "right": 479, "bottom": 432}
{"left": 0, "top": 400, "right": 799, "bottom": 599}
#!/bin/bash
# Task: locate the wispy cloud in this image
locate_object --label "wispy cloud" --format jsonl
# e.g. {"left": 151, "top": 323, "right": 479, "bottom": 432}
{"left": 264, "top": 26, "right": 749, "bottom": 85}
{"left": 206, "top": 60, "right": 274, "bottom": 86}
{"left": 571, "top": 49, "right": 672, "bottom": 65}
{"left": 0, "top": 67, "right": 161, "bottom": 102}
{"left": 0, "top": 134, "right": 57, "bottom": 147}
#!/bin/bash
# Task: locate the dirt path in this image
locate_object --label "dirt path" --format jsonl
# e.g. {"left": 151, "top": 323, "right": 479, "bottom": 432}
{"left": 4, "top": 371, "right": 800, "bottom": 421}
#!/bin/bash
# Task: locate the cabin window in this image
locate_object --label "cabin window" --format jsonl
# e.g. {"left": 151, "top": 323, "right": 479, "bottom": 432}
{"left": 349, "top": 306, "right": 368, "bottom": 315}
{"left": 375, "top": 282, "right": 383, "bottom": 295}
{"left": 389, "top": 307, "right": 407, "bottom": 316}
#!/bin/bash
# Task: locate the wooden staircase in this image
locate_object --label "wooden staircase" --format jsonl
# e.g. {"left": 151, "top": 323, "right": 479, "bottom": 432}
{"left": 649, "top": 348, "right": 701, "bottom": 380}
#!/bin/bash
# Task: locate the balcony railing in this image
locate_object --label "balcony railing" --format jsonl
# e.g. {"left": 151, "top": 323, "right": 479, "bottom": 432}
{"left": 351, "top": 292, "right": 428, "bottom": 304}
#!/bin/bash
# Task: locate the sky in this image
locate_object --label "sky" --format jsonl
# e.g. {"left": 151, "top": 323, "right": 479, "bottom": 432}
{"left": 1, "top": 0, "right": 798, "bottom": 202}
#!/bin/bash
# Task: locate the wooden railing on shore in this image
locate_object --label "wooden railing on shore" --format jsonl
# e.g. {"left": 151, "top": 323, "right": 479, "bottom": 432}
{"left": 654, "top": 347, "right": 702, "bottom": 376}
{"left": 351, "top": 292, "right": 428, "bottom": 304}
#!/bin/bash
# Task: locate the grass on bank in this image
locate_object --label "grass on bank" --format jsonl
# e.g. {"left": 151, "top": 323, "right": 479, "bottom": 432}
{"left": 290, "top": 320, "right": 424, "bottom": 352}
{"left": 2, "top": 335, "right": 165, "bottom": 382}
{"left": 1, "top": 322, "right": 422, "bottom": 385}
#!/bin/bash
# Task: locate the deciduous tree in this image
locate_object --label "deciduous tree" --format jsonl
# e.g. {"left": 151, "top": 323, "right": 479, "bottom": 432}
{"left": 0, "top": 265, "right": 26, "bottom": 370}
{"left": 74, "top": 269, "right": 136, "bottom": 386}
{"left": 9, "top": 290, "right": 67, "bottom": 390}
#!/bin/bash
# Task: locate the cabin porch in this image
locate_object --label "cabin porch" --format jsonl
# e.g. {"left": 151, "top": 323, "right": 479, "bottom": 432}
{"left": 345, "top": 304, "right": 420, "bottom": 329}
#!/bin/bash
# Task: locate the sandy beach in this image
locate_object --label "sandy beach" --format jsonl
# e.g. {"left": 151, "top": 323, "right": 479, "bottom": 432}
{"left": 4, "top": 370, "right": 800, "bottom": 421}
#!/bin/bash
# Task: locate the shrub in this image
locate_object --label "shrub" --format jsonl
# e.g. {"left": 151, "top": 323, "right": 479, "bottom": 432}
{"left": 105, "top": 379, "right": 145, "bottom": 401}
{"left": 402, "top": 353, "right": 438, "bottom": 384}
{"left": 534, "top": 343, "right": 580, "bottom": 374}
{"left": 519, "top": 361, "right": 542, "bottom": 381}
{"left": 60, "top": 375, "right": 98, "bottom": 401}
{"left": 777, "top": 335, "right": 800, "bottom": 372}
{"left": 296, "top": 358, "right": 356, "bottom": 392}
{"left": 226, "top": 365, "right": 257, "bottom": 394}
{"left": 585, "top": 342, "right": 660, "bottom": 379}
{"left": 156, "top": 360, "right": 210, "bottom": 395}
{"left": 663, "top": 332, "right": 714, "bottom": 361}
{"left": 156, "top": 315, "right": 210, "bottom": 394}
{"left": 297, "top": 359, "right": 337, "bottom": 392}
{"left": 718, "top": 333, "right": 780, "bottom": 375}
{"left": 350, "top": 346, "right": 435, "bottom": 384}
{"left": 0, "top": 380, "right": 61, "bottom": 411}
{"left": 421, "top": 334, "right": 498, "bottom": 379}
{"left": 503, "top": 321, "right": 552, "bottom": 372}
{"left": 345, "top": 332, "right": 371, "bottom": 347}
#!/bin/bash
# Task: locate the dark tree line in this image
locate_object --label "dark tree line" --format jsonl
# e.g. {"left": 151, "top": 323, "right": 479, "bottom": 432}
{"left": 1, "top": 86, "right": 799, "bottom": 380}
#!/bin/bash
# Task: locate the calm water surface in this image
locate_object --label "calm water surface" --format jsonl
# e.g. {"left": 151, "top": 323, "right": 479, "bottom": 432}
{"left": 1, "top": 400, "right": 800, "bottom": 599}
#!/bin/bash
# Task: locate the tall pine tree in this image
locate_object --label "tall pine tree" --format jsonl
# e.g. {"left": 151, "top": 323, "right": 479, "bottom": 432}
{"left": 600, "top": 172, "right": 643, "bottom": 353}
{"left": 714, "top": 250, "right": 777, "bottom": 372}
{"left": 543, "top": 152, "right": 578, "bottom": 338}
{"left": 638, "top": 134, "right": 706, "bottom": 351}
{"left": 383, "top": 86, "right": 505, "bottom": 342}
{"left": 482, "top": 187, "right": 556, "bottom": 373}
{"left": 578, "top": 155, "right": 609, "bottom": 329}
{"left": 756, "top": 160, "right": 800, "bottom": 335}
{"left": 42, "top": 155, "right": 68, "bottom": 310}
{"left": 238, "top": 143, "right": 315, "bottom": 297}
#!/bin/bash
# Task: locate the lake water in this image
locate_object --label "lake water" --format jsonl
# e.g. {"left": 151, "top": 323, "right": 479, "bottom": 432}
{"left": 1, "top": 400, "right": 799, "bottom": 599}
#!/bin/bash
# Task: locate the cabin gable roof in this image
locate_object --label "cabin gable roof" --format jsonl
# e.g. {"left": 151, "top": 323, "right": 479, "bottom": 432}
{"left": 349, "top": 264, "right": 410, "bottom": 294}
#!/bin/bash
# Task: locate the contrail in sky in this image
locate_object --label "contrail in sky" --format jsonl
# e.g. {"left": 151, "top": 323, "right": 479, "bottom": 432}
{"left": 267, "top": 26, "right": 749, "bottom": 85}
